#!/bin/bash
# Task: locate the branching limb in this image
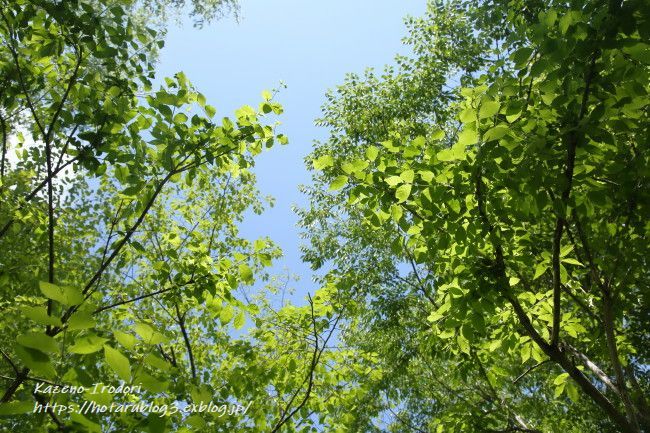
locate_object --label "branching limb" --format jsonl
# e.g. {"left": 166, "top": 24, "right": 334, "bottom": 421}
{"left": 473, "top": 152, "right": 633, "bottom": 432}
{"left": 270, "top": 296, "right": 341, "bottom": 433}
{"left": 571, "top": 211, "right": 640, "bottom": 429}
{"left": 564, "top": 344, "right": 619, "bottom": 393}
{"left": 270, "top": 294, "right": 320, "bottom": 433}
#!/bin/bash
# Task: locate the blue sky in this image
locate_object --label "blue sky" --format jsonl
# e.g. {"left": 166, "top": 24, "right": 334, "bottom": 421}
{"left": 156, "top": 0, "right": 426, "bottom": 300}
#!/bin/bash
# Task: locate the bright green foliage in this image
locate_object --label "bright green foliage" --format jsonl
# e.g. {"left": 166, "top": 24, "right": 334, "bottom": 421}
{"left": 302, "top": 0, "right": 649, "bottom": 432}
{"left": 0, "top": 0, "right": 356, "bottom": 431}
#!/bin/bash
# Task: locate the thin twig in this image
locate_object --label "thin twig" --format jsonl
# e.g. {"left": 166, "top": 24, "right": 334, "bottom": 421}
{"left": 513, "top": 360, "right": 551, "bottom": 384}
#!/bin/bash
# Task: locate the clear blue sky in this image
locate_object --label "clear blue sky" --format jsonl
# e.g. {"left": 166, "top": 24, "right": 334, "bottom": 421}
{"left": 156, "top": 0, "right": 426, "bottom": 300}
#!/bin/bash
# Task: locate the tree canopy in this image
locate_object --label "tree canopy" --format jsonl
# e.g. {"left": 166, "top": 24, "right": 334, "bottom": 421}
{"left": 1, "top": 0, "right": 648, "bottom": 432}
{"left": 302, "top": 0, "right": 649, "bottom": 432}
{"left": 0, "top": 0, "right": 352, "bottom": 431}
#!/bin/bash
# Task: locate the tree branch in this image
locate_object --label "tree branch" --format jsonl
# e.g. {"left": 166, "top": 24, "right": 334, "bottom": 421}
{"left": 0, "top": 349, "right": 19, "bottom": 375}
{"left": 32, "top": 391, "right": 64, "bottom": 429}
{"left": 175, "top": 304, "right": 196, "bottom": 379}
{"left": 0, "top": 115, "right": 6, "bottom": 181}
{"left": 513, "top": 360, "right": 551, "bottom": 384}
{"left": 550, "top": 53, "right": 597, "bottom": 348}
{"left": 571, "top": 213, "right": 640, "bottom": 429}
{"left": 93, "top": 285, "right": 178, "bottom": 315}
{"left": 270, "top": 294, "right": 320, "bottom": 433}
{"left": 473, "top": 149, "right": 633, "bottom": 432}
{"left": 564, "top": 344, "right": 619, "bottom": 394}
{"left": 44, "top": 51, "right": 83, "bottom": 304}
{"left": 550, "top": 218, "right": 563, "bottom": 347}
{"left": 270, "top": 297, "right": 341, "bottom": 433}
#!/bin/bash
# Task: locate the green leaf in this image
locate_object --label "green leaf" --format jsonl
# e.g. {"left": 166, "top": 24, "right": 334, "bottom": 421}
{"left": 239, "top": 263, "right": 254, "bottom": 284}
{"left": 70, "top": 413, "right": 101, "bottom": 433}
{"left": 134, "top": 323, "right": 170, "bottom": 345}
{"left": 114, "top": 331, "right": 138, "bottom": 350}
{"left": 427, "top": 300, "right": 451, "bottom": 322}
{"left": 533, "top": 263, "right": 548, "bottom": 280}
{"left": 68, "top": 311, "right": 96, "bottom": 330}
{"left": 559, "top": 245, "right": 574, "bottom": 257}
{"left": 104, "top": 346, "right": 131, "bottom": 382}
{"left": 561, "top": 258, "right": 583, "bottom": 266}
{"left": 566, "top": 382, "right": 579, "bottom": 402}
{"left": 365, "top": 146, "right": 379, "bottom": 161}
{"left": 173, "top": 112, "right": 188, "bottom": 124}
{"left": 448, "top": 199, "right": 461, "bottom": 214}
{"left": 400, "top": 170, "right": 415, "bottom": 183}
{"left": 430, "top": 129, "right": 445, "bottom": 140}
{"left": 457, "top": 333, "right": 470, "bottom": 355}
{"left": 0, "top": 401, "right": 34, "bottom": 415}
{"left": 220, "top": 304, "right": 235, "bottom": 326}
{"left": 234, "top": 310, "right": 246, "bottom": 330}
{"left": 39, "top": 281, "right": 84, "bottom": 306}
{"left": 488, "top": 340, "right": 502, "bottom": 352}
{"left": 623, "top": 43, "right": 650, "bottom": 65}
{"left": 143, "top": 354, "right": 170, "bottom": 372}
{"left": 457, "top": 127, "right": 479, "bottom": 147}
{"left": 390, "top": 204, "right": 403, "bottom": 222}
{"left": 437, "top": 147, "right": 463, "bottom": 161}
{"left": 186, "top": 415, "right": 207, "bottom": 429}
{"left": 385, "top": 176, "right": 402, "bottom": 187}
{"left": 395, "top": 184, "right": 412, "bottom": 203}
{"left": 381, "top": 140, "right": 400, "bottom": 153}
{"left": 559, "top": 264, "right": 569, "bottom": 284}
{"left": 419, "top": 170, "right": 434, "bottom": 182}
{"left": 312, "top": 155, "right": 334, "bottom": 170}
{"left": 479, "top": 100, "right": 500, "bottom": 119}
{"left": 14, "top": 346, "right": 56, "bottom": 377}
{"left": 329, "top": 175, "right": 348, "bottom": 191}
{"left": 511, "top": 47, "right": 534, "bottom": 67}
{"left": 505, "top": 101, "right": 524, "bottom": 122}
{"left": 553, "top": 372, "right": 569, "bottom": 385}
{"left": 20, "top": 305, "right": 62, "bottom": 327}
{"left": 135, "top": 371, "right": 168, "bottom": 393}
{"left": 197, "top": 93, "right": 206, "bottom": 107}
{"left": 484, "top": 125, "right": 509, "bottom": 142}
{"left": 17, "top": 332, "right": 58, "bottom": 353}
{"left": 459, "top": 107, "right": 475, "bottom": 123}
{"left": 412, "top": 136, "right": 426, "bottom": 147}
{"left": 69, "top": 335, "right": 108, "bottom": 354}
{"left": 204, "top": 105, "right": 216, "bottom": 118}
{"left": 521, "top": 344, "right": 531, "bottom": 363}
